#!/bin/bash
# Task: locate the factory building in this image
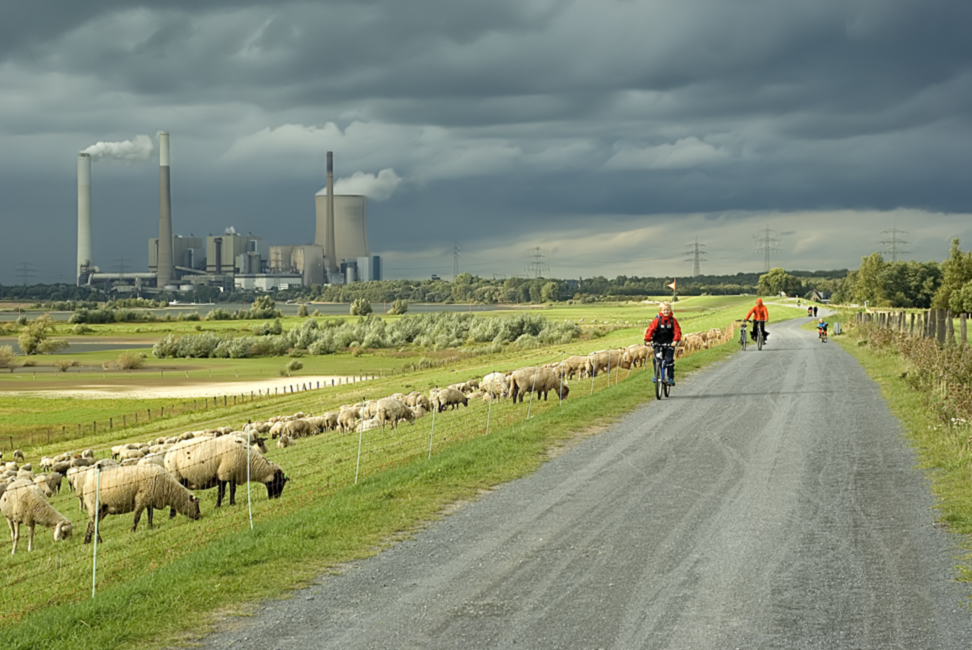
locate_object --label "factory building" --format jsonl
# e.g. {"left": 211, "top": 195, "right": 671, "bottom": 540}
{"left": 79, "top": 136, "right": 382, "bottom": 291}
{"left": 149, "top": 235, "right": 204, "bottom": 274}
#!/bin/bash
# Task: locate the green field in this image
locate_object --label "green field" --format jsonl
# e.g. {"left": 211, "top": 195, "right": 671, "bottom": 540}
{"left": 0, "top": 297, "right": 815, "bottom": 649}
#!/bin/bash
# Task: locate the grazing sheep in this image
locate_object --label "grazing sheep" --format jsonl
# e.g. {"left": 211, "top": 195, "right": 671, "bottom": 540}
{"left": 509, "top": 367, "right": 570, "bottom": 404}
{"left": 432, "top": 387, "right": 468, "bottom": 412}
{"left": 585, "top": 349, "right": 632, "bottom": 377}
{"left": 80, "top": 464, "right": 201, "bottom": 544}
{"left": 276, "top": 435, "right": 294, "bottom": 449}
{"left": 625, "top": 344, "right": 649, "bottom": 368}
{"left": 375, "top": 398, "right": 414, "bottom": 430}
{"left": 0, "top": 479, "right": 73, "bottom": 553}
{"left": 337, "top": 408, "right": 359, "bottom": 433}
{"left": 481, "top": 372, "right": 510, "bottom": 398}
{"left": 410, "top": 405, "right": 428, "bottom": 420}
{"left": 355, "top": 418, "right": 381, "bottom": 433}
{"left": 13, "top": 450, "right": 24, "bottom": 463}
{"left": 31, "top": 475, "right": 54, "bottom": 498}
{"left": 164, "top": 436, "right": 288, "bottom": 509}
{"left": 559, "top": 356, "right": 591, "bottom": 380}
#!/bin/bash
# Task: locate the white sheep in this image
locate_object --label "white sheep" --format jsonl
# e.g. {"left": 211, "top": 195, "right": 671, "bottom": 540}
{"left": 276, "top": 435, "right": 294, "bottom": 449}
{"left": 0, "top": 479, "right": 73, "bottom": 553}
{"left": 80, "top": 464, "right": 201, "bottom": 544}
{"left": 375, "top": 398, "right": 413, "bottom": 430}
{"left": 13, "top": 450, "right": 25, "bottom": 463}
{"left": 164, "top": 436, "right": 289, "bottom": 508}
{"left": 509, "top": 367, "right": 570, "bottom": 404}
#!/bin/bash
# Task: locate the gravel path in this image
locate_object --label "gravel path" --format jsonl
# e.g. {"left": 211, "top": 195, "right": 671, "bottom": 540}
{"left": 201, "top": 317, "right": 972, "bottom": 649}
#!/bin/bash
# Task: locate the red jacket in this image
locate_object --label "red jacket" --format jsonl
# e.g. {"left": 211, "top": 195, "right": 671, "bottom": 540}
{"left": 644, "top": 313, "right": 681, "bottom": 344}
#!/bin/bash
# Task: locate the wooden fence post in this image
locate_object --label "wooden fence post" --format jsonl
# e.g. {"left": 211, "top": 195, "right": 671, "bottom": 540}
{"left": 937, "top": 309, "right": 947, "bottom": 344}
{"left": 961, "top": 314, "right": 967, "bottom": 345}
{"left": 947, "top": 310, "right": 956, "bottom": 345}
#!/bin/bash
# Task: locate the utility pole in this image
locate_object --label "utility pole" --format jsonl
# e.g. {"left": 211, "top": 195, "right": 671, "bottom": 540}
{"left": 15, "top": 262, "right": 36, "bottom": 286}
{"left": 527, "top": 247, "right": 549, "bottom": 279}
{"left": 684, "top": 238, "right": 707, "bottom": 277}
{"left": 453, "top": 243, "right": 460, "bottom": 281}
{"left": 114, "top": 257, "right": 130, "bottom": 275}
{"left": 753, "top": 225, "right": 780, "bottom": 273}
{"left": 879, "top": 224, "right": 910, "bottom": 262}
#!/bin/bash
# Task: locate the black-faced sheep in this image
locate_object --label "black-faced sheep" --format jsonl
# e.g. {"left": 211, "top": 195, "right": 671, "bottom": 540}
{"left": 509, "top": 367, "right": 570, "bottom": 404}
{"left": 0, "top": 479, "right": 73, "bottom": 553}
{"left": 80, "top": 464, "right": 201, "bottom": 544}
{"left": 164, "top": 436, "right": 289, "bottom": 509}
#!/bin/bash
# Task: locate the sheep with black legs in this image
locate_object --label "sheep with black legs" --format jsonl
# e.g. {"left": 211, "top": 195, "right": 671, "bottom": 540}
{"left": 164, "top": 436, "right": 288, "bottom": 509}
{"left": 0, "top": 479, "right": 73, "bottom": 553}
{"left": 80, "top": 464, "right": 200, "bottom": 544}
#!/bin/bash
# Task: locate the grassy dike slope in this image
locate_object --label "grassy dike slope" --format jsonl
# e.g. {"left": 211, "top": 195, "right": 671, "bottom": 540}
{"left": 0, "top": 345, "right": 738, "bottom": 650}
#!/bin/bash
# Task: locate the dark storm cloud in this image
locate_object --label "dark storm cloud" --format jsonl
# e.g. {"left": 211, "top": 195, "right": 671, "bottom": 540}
{"left": 2, "top": 0, "right": 972, "bottom": 284}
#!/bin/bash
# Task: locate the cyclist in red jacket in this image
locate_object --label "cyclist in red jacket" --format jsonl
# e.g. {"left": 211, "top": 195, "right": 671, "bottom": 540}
{"left": 644, "top": 302, "right": 682, "bottom": 384}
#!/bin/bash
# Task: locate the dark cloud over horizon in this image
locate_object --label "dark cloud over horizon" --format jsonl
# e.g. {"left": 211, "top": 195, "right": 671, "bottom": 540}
{"left": 2, "top": 0, "right": 972, "bottom": 285}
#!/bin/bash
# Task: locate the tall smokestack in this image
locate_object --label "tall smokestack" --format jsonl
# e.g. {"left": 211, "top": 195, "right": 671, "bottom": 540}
{"left": 77, "top": 153, "right": 92, "bottom": 284}
{"left": 325, "top": 151, "right": 338, "bottom": 277}
{"left": 157, "top": 132, "right": 174, "bottom": 287}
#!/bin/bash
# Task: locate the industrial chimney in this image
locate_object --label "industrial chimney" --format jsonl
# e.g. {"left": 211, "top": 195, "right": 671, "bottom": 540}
{"left": 77, "top": 153, "right": 92, "bottom": 284}
{"left": 157, "top": 132, "right": 174, "bottom": 287}
{"left": 325, "top": 151, "right": 338, "bottom": 278}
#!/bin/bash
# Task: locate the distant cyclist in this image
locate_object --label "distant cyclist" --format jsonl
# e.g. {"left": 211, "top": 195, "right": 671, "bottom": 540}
{"left": 744, "top": 298, "right": 769, "bottom": 343}
{"left": 645, "top": 302, "right": 682, "bottom": 385}
{"left": 817, "top": 318, "right": 829, "bottom": 341}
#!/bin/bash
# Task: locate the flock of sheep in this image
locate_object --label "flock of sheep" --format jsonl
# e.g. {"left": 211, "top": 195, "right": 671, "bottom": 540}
{"left": 0, "top": 324, "right": 731, "bottom": 555}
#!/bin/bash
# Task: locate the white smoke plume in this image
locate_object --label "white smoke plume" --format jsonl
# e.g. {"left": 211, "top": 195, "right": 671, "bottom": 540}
{"left": 316, "top": 168, "right": 402, "bottom": 201}
{"left": 82, "top": 134, "right": 154, "bottom": 162}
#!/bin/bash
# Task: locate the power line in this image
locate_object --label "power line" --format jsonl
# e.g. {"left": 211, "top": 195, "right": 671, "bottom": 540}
{"left": 453, "top": 243, "right": 460, "bottom": 281}
{"left": 684, "top": 238, "right": 708, "bottom": 277}
{"left": 527, "top": 247, "right": 549, "bottom": 279}
{"left": 879, "top": 224, "right": 910, "bottom": 262}
{"left": 753, "top": 225, "right": 780, "bottom": 273}
{"left": 15, "top": 262, "right": 36, "bottom": 286}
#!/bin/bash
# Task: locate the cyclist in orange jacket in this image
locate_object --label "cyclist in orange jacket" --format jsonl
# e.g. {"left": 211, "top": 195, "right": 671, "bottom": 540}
{"left": 744, "top": 298, "right": 769, "bottom": 343}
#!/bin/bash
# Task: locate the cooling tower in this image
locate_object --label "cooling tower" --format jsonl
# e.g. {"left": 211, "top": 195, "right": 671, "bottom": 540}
{"left": 157, "top": 132, "right": 174, "bottom": 287}
{"left": 314, "top": 194, "right": 369, "bottom": 263}
{"left": 77, "top": 153, "right": 92, "bottom": 284}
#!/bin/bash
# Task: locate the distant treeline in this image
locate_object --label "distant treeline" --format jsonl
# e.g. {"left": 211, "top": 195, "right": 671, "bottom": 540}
{"left": 1, "top": 269, "right": 849, "bottom": 308}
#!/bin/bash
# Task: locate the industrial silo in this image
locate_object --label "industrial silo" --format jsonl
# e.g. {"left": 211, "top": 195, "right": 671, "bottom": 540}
{"left": 314, "top": 194, "right": 369, "bottom": 264}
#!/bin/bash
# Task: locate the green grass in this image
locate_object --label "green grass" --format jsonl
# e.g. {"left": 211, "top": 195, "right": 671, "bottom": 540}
{"left": 835, "top": 327, "right": 972, "bottom": 582}
{"left": 0, "top": 326, "right": 739, "bottom": 649}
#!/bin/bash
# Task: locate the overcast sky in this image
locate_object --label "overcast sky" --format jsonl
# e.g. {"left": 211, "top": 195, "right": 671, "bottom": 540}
{"left": 2, "top": 0, "right": 971, "bottom": 285}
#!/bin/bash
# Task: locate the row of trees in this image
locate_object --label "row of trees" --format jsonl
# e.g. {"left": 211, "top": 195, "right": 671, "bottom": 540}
{"left": 827, "top": 238, "right": 972, "bottom": 311}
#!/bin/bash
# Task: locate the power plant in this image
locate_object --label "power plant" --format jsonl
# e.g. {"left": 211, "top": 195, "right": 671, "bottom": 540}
{"left": 77, "top": 139, "right": 380, "bottom": 294}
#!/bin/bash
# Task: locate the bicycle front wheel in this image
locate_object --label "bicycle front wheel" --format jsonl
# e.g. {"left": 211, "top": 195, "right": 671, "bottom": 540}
{"left": 654, "top": 360, "right": 663, "bottom": 400}
{"left": 757, "top": 329, "right": 763, "bottom": 351}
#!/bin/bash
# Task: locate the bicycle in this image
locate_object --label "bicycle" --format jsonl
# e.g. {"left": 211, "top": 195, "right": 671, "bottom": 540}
{"left": 818, "top": 328, "right": 828, "bottom": 343}
{"left": 651, "top": 343, "right": 675, "bottom": 400}
{"left": 756, "top": 322, "right": 765, "bottom": 351}
{"left": 736, "top": 320, "right": 748, "bottom": 351}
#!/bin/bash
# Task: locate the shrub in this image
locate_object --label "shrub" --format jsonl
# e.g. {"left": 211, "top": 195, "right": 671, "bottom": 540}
{"left": 116, "top": 352, "right": 145, "bottom": 370}
{"left": 297, "top": 303, "right": 309, "bottom": 317}
{"left": 53, "top": 359, "right": 74, "bottom": 372}
{"left": 350, "top": 298, "right": 373, "bottom": 316}
{"left": 388, "top": 299, "right": 409, "bottom": 315}
{"left": 0, "top": 345, "right": 17, "bottom": 373}
{"left": 72, "top": 324, "right": 93, "bottom": 335}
